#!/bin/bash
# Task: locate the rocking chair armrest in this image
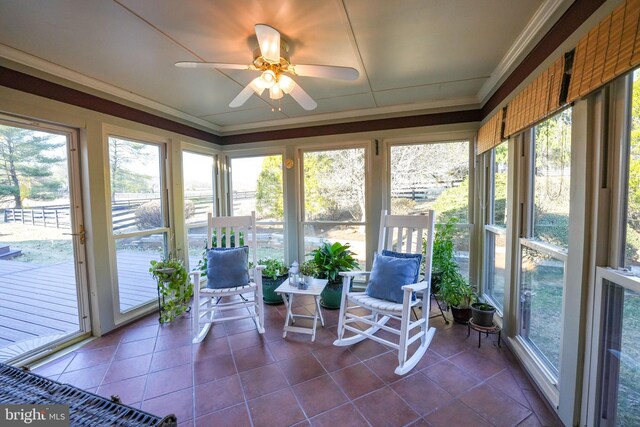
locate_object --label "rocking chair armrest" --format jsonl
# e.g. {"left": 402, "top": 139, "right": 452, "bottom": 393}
{"left": 188, "top": 270, "right": 207, "bottom": 288}
{"left": 402, "top": 281, "right": 429, "bottom": 292}
{"left": 255, "top": 265, "right": 266, "bottom": 271}
{"left": 339, "top": 270, "right": 371, "bottom": 277}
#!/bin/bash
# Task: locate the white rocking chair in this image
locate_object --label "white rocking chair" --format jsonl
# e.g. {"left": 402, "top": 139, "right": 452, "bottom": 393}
{"left": 189, "top": 212, "right": 265, "bottom": 343}
{"left": 334, "top": 209, "right": 436, "bottom": 375}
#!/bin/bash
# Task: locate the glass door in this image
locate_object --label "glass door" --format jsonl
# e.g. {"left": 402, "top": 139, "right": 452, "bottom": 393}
{"left": 107, "top": 135, "right": 168, "bottom": 315}
{"left": 0, "top": 118, "right": 90, "bottom": 363}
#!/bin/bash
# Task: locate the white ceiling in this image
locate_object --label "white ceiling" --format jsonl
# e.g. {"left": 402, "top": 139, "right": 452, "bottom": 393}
{"left": 0, "top": 0, "right": 572, "bottom": 134}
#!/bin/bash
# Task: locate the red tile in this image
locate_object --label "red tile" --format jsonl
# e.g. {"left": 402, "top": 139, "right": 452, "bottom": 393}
{"left": 522, "top": 389, "right": 563, "bottom": 427}
{"left": 57, "top": 364, "right": 109, "bottom": 389}
{"left": 278, "top": 354, "right": 326, "bottom": 385}
{"left": 150, "top": 345, "right": 192, "bottom": 372}
{"left": 353, "top": 386, "right": 420, "bottom": 427}
{"left": 228, "top": 330, "right": 267, "bottom": 351}
{"left": 143, "top": 387, "right": 194, "bottom": 423}
{"left": 364, "top": 352, "right": 405, "bottom": 384}
{"left": 449, "top": 350, "right": 506, "bottom": 380}
{"left": 247, "top": 388, "right": 305, "bottom": 427}
{"left": 64, "top": 346, "right": 117, "bottom": 372}
{"left": 309, "top": 403, "right": 369, "bottom": 427}
{"left": 195, "top": 403, "right": 251, "bottom": 427}
{"left": 330, "top": 363, "right": 384, "bottom": 399}
{"left": 155, "top": 332, "right": 193, "bottom": 351}
{"left": 113, "top": 337, "right": 157, "bottom": 360}
{"left": 194, "top": 374, "right": 244, "bottom": 417}
{"left": 349, "top": 339, "right": 390, "bottom": 361}
{"left": 96, "top": 375, "right": 147, "bottom": 405}
{"left": 422, "top": 360, "right": 481, "bottom": 397}
{"left": 487, "top": 369, "right": 531, "bottom": 408}
{"left": 239, "top": 364, "right": 289, "bottom": 400}
{"left": 31, "top": 354, "right": 75, "bottom": 378}
{"left": 120, "top": 324, "right": 159, "bottom": 343}
{"left": 293, "top": 374, "right": 348, "bottom": 417}
{"left": 267, "top": 338, "right": 313, "bottom": 361}
{"left": 424, "top": 400, "right": 493, "bottom": 427}
{"left": 459, "top": 383, "right": 532, "bottom": 427}
{"left": 192, "top": 336, "right": 231, "bottom": 361}
{"left": 193, "top": 353, "right": 236, "bottom": 385}
{"left": 391, "top": 372, "right": 455, "bottom": 416}
{"left": 312, "top": 345, "right": 360, "bottom": 372}
{"left": 103, "top": 354, "right": 152, "bottom": 384}
{"left": 518, "top": 414, "right": 543, "bottom": 426}
{"left": 79, "top": 331, "right": 123, "bottom": 350}
{"left": 233, "top": 344, "right": 275, "bottom": 372}
{"left": 145, "top": 363, "right": 193, "bottom": 399}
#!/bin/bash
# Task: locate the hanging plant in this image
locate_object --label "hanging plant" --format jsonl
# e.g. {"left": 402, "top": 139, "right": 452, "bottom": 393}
{"left": 149, "top": 256, "right": 193, "bottom": 323}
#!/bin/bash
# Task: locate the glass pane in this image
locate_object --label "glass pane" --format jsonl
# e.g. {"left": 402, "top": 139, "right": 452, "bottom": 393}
{"left": 0, "top": 125, "right": 84, "bottom": 360}
{"left": 183, "top": 151, "right": 215, "bottom": 224}
{"left": 493, "top": 143, "right": 508, "bottom": 227}
{"left": 109, "top": 137, "right": 163, "bottom": 235}
{"left": 520, "top": 246, "right": 564, "bottom": 375}
{"left": 625, "top": 70, "right": 640, "bottom": 274}
{"left": 256, "top": 223, "right": 285, "bottom": 261}
{"left": 533, "top": 109, "right": 572, "bottom": 249}
{"left": 115, "top": 233, "right": 166, "bottom": 313}
{"left": 303, "top": 149, "right": 365, "bottom": 222}
{"left": 486, "top": 231, "right": 506, "bottom": 311}
{"left": 390, "top": 141, "right": 469, "bottom": 223}
{"left": 303, "top": 224, "right": 366, "bottom": 267}
{"left": 598, "top": 279, "right": 640, "bottom": 426}
{"left": 451, "top": 224, "right": 471, "bottom": 281}
{"left": 231, "top": 155, "right": 283, "bottom": 222}
{"left": 186, "top": 224, "right": 208, "bottom": 272}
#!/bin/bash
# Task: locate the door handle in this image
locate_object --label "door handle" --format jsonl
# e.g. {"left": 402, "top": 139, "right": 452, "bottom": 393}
{"left": 63, "top": 224, "right": 86, "bottom": 244}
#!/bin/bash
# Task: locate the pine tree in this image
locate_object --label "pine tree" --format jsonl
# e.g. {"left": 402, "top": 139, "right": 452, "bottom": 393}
{"left": 0, "top": 125, "right": 65, "bottom": 208}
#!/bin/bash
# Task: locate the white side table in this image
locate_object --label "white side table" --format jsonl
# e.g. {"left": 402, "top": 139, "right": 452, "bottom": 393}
{"left": 275, "top": 278, "right": 327, "bottom": 342}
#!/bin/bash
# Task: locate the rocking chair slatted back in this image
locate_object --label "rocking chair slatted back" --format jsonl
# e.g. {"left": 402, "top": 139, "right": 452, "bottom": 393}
{"left": 207, "top": 212, "right": 257, "bottom": 267}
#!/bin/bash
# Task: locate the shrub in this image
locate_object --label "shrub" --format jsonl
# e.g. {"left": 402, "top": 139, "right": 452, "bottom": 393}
{"left": 135, "top": 200, "right": 195, "bottom": 230}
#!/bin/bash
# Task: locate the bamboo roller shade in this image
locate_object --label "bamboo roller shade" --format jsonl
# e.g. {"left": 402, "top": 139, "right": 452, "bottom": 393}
{"left": 567, "top": 0, "right": 640, "bottom": 102}
{"left": 477, "top": 108, "right": 504, "bottom": 154}
{"left": 503, "top": 56, "right": 565, "bottom": 138}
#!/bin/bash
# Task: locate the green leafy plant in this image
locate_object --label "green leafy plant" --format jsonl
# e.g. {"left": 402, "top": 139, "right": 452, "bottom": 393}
{"left": 149, "top": 255, "right": 193, "bottom": 323}
{"left": 299, "top": 260, "right": 319, "bottom": 277}
{"left": 427, "top": 217, "right": 476, "bottom": 308}
{"left": 258, "top": 257, "right": 288, "bottom": 280}
{"left": 196, "top": 228, "right": 245, "bottom": 272}
{"left": 309, "top": 241, "right": 360, "bottom": 288}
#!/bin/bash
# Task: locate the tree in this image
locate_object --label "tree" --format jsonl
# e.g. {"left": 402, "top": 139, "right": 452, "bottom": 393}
{"left": 0, "top": 125, "right": 65, "bottom": 208}
{"left": 109, "top": 138, "right": 153, "bottom": 202}
{"left": 255, "top": 156, "right": 284, "bottom": 220}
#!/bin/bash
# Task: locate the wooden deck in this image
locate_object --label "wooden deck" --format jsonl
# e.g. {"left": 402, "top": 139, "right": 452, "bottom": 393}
{"left": 0, "top": 252, "right": 159, "bottom": 360}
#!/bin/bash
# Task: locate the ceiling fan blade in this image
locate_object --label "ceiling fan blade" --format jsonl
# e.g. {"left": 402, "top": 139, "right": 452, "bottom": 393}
{"left": 229, "top": 77, "right": 265, "bottom": 108}
{"left": 291, "top": 64, "right": 359, "bottom": 81}
{"left": 288, "top": 81, "right": 317, "bottom": 111}
{"left": 255, "top": 24, "right": 280, "bottom": 63}
{"left": 175, "top": 61, "right": 250, "bottom": 70}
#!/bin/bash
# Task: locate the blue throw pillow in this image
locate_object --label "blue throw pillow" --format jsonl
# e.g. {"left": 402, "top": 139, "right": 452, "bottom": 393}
{"left": 206, "top": 246, "right": 249, "bottom": 289}
{"left": 381, "top": 250, "right": 422, "bottom": 283}
{"left": 365, "top": 253, "right": 421, "bottom": 303}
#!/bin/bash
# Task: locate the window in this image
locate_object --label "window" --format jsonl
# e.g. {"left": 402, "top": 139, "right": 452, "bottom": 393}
{"left": 108, "top": 136, "right": 168, "bottom": 314}
{"left": 301, "top": 147, "right": 366, "bottom": 266}
{"left": 624, "top": 71, "right": 640, "bottom": 273}
{"left": 183, "top": 151, "right": 217, "bottom": 270}
{"left": 484, "top": 143, "right": 508, "bottom": 311}
{"left": 517, "top": 109, "right": 572, "bottom": 378}
{"left": 229, "top": 155, "right": 285, "bottom": 261}
{"left": 390, "top": 141, "right": 471, "bottom": 278}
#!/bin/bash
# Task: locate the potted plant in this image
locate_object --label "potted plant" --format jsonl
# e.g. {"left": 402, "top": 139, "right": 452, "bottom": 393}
{"left": 430, "top": 217, "right": 476, "bottom": 323}
{"left": 299, "top": 260, "right": 321, "bottom": 286}
{"left": 471, "top": 302, "right": 496, "bottom": 327}
{"left": 258, "top": 257, "right": 288, "bottom": 304}
{"left": 308, "top": 241, "right": 360, "bottom": 309}
{"left": 149, "top": 255, "right": 193, "bottom": 323}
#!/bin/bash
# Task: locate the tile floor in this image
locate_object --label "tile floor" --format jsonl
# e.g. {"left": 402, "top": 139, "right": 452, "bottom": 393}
{"left": 32, "top": 297, "right": 563, "bottom": 426}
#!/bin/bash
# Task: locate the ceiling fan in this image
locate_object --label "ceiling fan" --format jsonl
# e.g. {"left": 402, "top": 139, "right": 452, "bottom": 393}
{"left": 175, "top": 24, "right": 359, "bottom": 111}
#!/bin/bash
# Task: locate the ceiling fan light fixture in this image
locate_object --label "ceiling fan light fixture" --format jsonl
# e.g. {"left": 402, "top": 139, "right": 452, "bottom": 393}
{"left": 269, "top": 84, "right": 283, "bottom": 100}
{"left": 278, "top": 75, "right": 295, "bottom": 94}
